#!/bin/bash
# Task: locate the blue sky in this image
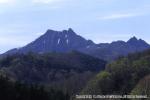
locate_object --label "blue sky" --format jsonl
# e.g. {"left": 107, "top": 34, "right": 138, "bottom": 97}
{"left": 0, "top": 0, "right": 150, "bottom": 53}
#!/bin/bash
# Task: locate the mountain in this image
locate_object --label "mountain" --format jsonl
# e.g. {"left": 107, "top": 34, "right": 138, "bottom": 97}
{"left": 4, "top": 28, "right": 150, "bottom": 61}
{"left": 0, "top": 51, "right": 106, "bottom": 95}
{"left": 5, "top": 28, "right": 94, "bottom": 54}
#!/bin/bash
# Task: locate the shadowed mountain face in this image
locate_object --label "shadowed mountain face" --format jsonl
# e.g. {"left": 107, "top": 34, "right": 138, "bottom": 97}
{"left": 4, "top": 28, "right": 150, "bottom": 61}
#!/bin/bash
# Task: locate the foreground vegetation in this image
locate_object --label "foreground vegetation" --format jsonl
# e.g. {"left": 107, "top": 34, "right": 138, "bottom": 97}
{"left": 82, "top": 49, "right": 150, "bottom": 99}
{"left": 0, "top": 75, "right": 69, "bottom": 100}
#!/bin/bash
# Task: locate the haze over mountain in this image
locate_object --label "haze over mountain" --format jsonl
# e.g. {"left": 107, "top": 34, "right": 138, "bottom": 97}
{"left": 4, "top": 28, "right": 150, "bottom": 61}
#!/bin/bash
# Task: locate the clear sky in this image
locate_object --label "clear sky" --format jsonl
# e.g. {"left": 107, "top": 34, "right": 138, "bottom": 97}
{"left": 0, "top": 0, "right": 150, "bottom": 53}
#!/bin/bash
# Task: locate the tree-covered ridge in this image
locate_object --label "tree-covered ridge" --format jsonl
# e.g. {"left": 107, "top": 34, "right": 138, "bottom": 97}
{"left": 82, "top": 49, "right": 150, "bottom": 97}
{"left": 0, "top": 51, "right": 106, "bottom": 96}
{"left": 0, "top": 51, "right": 106, "bottom": 72}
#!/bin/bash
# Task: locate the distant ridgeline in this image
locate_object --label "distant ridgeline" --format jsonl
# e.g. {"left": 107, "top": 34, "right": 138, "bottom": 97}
{"left": 3, "top": 28, "right": 150, "bottom": 61}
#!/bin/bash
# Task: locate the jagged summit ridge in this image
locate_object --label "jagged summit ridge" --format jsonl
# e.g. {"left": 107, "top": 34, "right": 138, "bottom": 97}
{"left": 45, "top": 28, "right": 76, "bottom": 35}
{"left": 127, "top": 36, "right": 138, "bottom": 42}
{"left": 5, "top": 28, "right": 94, "bottom": 54}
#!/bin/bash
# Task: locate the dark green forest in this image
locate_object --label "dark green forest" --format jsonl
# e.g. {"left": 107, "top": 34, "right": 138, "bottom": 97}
{"left": 0, "top": 75, "right": 69, "bottom": 100}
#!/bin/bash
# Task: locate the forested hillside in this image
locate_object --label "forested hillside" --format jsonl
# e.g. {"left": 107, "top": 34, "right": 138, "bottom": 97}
{"left": 0, "top": 51, "right": 106, "bottom": 97}
{"left": 81, "top": 49, "right": 150, "bottom": 99}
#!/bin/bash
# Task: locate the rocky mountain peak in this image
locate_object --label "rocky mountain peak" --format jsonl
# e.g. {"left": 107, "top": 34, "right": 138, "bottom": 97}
{"left": 4, "top": 28, "right": 94, "bottom": 54}
{"left": 127, "top": 36, "right": 138, "bottom": 43}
